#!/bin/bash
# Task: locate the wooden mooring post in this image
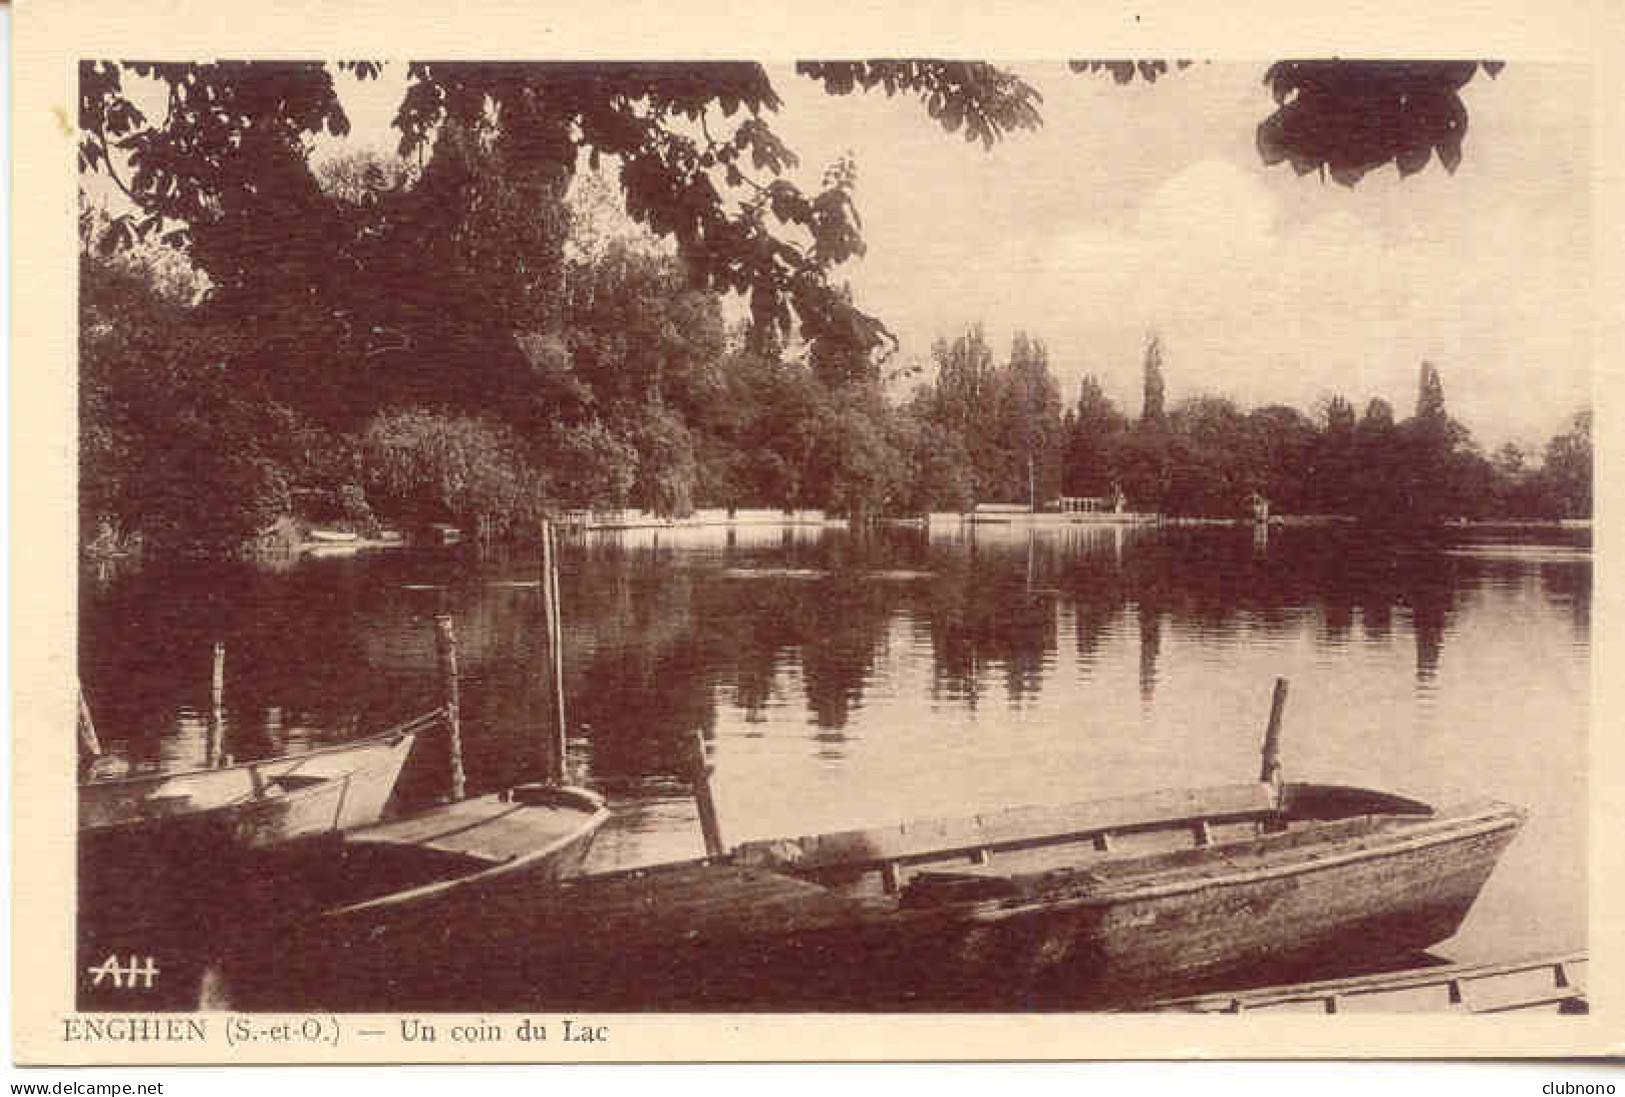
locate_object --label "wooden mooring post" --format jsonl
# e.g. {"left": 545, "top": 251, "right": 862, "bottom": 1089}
{"left": 434, "top": 614, "right": 467, "bottom": 802}
{"left": 692, "top": 728, "right": 725, "bottom": 858}
{"left": 1259, "top": 677, "right": 1289, "bottom": 788}
{"left": 207, "top": 641, "right": 226, "bottom": 767}
{"left": 76, "top": 681, "right": 101, "bottom": 758}
{"left": 540, "top": 520, "right": 569, "bottom": 783}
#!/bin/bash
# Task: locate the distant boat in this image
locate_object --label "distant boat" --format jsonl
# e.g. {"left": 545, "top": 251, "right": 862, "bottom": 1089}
{"left": 306, "top": 529, "right": 360, "bottom": 543}
{"left": 302, "top": 542, "right": 364, "bottom": 557}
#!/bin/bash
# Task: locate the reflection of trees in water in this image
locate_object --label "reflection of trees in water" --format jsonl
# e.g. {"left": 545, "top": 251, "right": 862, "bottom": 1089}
{"left": 565, "top": 546, "right": 902, "bottom": 771}
{"left": 1137, "top": 600, "right": 1162, "bottom": 704}
{"left": 798, "top": 579, "right": 894, "bottom": 729}
{"left": 927, "top": 551, "right": 1058, "bottom": 707}
{"left": 566, "top": 554, "right": 715, "bottom": 779}
{"left": 78, "top": 555, "right": 431, "bottom": 768}
{"left": 82, "top": 527, "right": 1586, "bottom": 792}
{"left": 1539, "top": 563, "right": 1591, "bottom": 645}
{"left": 1322, "top": 593, "right": 1355, "bottom": 647}
{"left": 1044, "top": 527, "right": 1507, "bottom": 695}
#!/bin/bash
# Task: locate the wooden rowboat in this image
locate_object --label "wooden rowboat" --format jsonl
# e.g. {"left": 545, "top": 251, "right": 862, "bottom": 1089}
{"left": 226, "top": 778, "right": 1523, "bottom": 1012}
{"left": 78, "top": 711, "right": 437, "bottom": 1009}
{"left": 79, "top": 715, "right": 431, "bottom": 922}
{"left": 247, "top": 782, "right": 610, "bottom": 922}
{"left": 1145, "top": 951, "right": 1587, "bottom": 1014}
{"left": 78, "top": 710, "right": 437, "bottom": 846}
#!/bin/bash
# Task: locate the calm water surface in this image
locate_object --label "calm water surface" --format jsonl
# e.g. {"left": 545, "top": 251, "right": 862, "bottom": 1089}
{"left": 80, "top": 522, "right": 1589, "bottom": 972}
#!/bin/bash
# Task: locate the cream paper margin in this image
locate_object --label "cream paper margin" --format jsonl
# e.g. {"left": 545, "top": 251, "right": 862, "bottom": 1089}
{"left": 11, "top": 0, "right": 1622, "bottom": 1065}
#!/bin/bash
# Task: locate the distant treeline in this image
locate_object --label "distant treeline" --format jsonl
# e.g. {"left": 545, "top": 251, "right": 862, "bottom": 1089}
{"left": 81, "top": 162, "right": 1589, "bottom": 557}
{"left": 907, "top": 326, "right": 1593, "bottom": 525}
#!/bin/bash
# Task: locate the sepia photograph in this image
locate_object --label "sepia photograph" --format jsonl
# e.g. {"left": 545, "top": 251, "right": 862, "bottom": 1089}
{"left": 11, "top": 0, "right": 1619, "bottom": 1068}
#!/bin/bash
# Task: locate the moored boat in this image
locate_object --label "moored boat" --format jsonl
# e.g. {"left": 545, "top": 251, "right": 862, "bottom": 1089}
{"left": 224, "top": 777, "right": 1522, "bottom": 1012}
{"left": 78, "top": 712, "right": 436, "bottom": 1008}
{"left": 214, "top": 679, "right": 1526, "bottom": 1012}
{"left": 78, "top": 710, "right": 437, "bottom": 845}
{"left": 248, "top": 781, "right": 610, "bottom": 923}
{"left": 1143, "top": 951, "right": 1587, "bottom": 1014}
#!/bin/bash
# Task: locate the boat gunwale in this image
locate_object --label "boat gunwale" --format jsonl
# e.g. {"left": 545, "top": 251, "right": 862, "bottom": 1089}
{"left": 961, "top": 801, "right": 1524, "bottom": 922}
{"left": 78, "top": 708, "right": 442, "bottom": 795}
{"left": 733, "top": 782, "right": 1443, "bottom": 879}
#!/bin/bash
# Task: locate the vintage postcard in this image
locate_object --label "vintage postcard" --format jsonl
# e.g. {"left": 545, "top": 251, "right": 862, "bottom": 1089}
{"left": 11, "top": 0, "right": 1622, "bottom": 1067}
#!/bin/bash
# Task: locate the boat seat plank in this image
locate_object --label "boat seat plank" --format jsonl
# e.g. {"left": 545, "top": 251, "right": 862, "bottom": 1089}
{"left": 429, "top": 807, "right": 592, "bottom": 863}
{"left": 734, "top": 783, "right": 1279, "bottom": 873}
{"left": 346, "top": 798, "right": 527, "bottom": 847}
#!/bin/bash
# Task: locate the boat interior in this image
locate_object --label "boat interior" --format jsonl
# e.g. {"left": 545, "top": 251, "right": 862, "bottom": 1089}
{"left": 733, "top": 781, "right": 1443, "bottom": 902}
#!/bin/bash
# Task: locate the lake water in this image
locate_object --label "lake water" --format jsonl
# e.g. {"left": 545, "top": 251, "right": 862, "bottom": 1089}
{"left": 79, "top": 520, "right": 1590, "bottom": 997}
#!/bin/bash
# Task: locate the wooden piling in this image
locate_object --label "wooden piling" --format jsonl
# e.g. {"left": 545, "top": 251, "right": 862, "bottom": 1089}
{"left": 692, "top": 728, "right": 725, "bottom": 858}
{"left": 1259, "top": 677, "right": 1289, "bottom": 788}
{"left": 540, "top": 520, "right": 569, "bottom": 783}
{"left": 76, "top": 682, "right": 102, "bottom": 758}
{"left": 207, "top": 641, "right": 226, "bottom": 767}
{"left": 435, "top": 614, "right": 467, "bottom": 802}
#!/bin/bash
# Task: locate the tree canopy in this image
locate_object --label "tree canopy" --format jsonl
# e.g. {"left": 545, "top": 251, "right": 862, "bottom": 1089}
{"left": 81, "top": 60, "right": 1506, "bottom": 371}
{"left": 77, "top": 58, "right": 1562, "bottom": 555}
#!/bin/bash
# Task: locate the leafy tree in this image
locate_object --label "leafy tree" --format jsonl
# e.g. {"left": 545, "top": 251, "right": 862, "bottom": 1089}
{"left": 1073, "top": 60, "right": 1504, "bottom": 185}
{"left": 991, "top": 333, "right": 1064, "bottom": 506}
{"left": 1061, "top": 375, "right": 1129, "bottom": 499}
{"left": 359, "top": 408, "right": 545, "bottom": 538}
{"left": 891, "top": 408, "right": 976, "bottom": 515}
{"left": 1416, "top": 361, "right": 1447, "bottom": 420}
{"left": 1541, "top": 408, "right": 1592, "bottom": 519}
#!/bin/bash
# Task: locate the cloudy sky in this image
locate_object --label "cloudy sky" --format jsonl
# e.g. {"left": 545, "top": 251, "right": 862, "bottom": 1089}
{"left": 322, "top": 62, "right": 1592, "bottom": 450}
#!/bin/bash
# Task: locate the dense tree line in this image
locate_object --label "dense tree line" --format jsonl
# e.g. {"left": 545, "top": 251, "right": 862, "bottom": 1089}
{"left": 80, "top": 188, "right": 1592, "bottom": 556}
{"left": 904, "top": 328, "right": 1591, "bottom": 523}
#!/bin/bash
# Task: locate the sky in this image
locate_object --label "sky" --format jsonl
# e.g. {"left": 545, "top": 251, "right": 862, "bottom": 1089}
{"left": 274, "top": 62, "right": 1593, "bottom": 451}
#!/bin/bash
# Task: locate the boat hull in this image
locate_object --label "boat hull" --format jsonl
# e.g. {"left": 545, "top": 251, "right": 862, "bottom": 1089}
{"left": 920, "top": 809, "right": 1521, "bottom": 1004}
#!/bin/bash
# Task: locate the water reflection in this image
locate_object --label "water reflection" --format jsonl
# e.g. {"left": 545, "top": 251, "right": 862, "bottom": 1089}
{"left": 81, "top": 526, "right": 1593, "bottom": 772}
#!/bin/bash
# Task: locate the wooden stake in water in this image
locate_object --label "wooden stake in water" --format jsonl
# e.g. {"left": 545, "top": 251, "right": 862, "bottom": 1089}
{"left": 1259, "top": 677, "right": 1290, "bottom": 789}
{"left": 435, "top": 614, "right": 467, "bottom": 802}
{"left": 207, "top": 641, "right": 226, "bottom": 768}
{"left": 540, "top": 520, "right": 569, "bottom": 783}
{"left": 692, "top": 729, "right": 725, "bottom": 858}
{"left": 77, "top": 681, "right": 102, "bottom": 758}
